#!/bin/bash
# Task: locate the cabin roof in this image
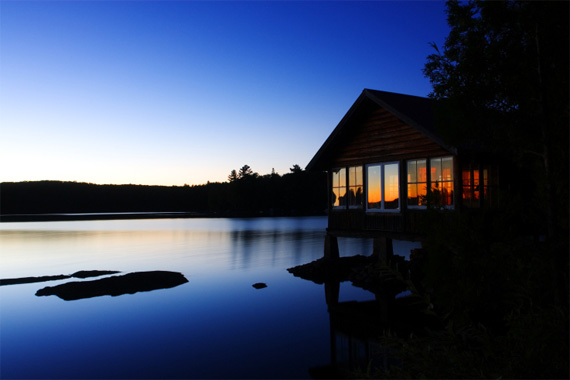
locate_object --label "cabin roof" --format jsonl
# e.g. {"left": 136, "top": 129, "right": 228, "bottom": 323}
{"left": 306, "top": 89, "right": 456, "bottom": 171}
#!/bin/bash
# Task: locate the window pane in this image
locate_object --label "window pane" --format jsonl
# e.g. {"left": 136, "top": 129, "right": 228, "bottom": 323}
{"left": 332, "top": 168, "right": 343, "bottom": 188}
{"left": 348, "top": 166, "right": 363, "bottom": 207}
{"left": 332, "top": 188, "right": 341, "bottom": 207}
{"left": 408, "top": 184, "right": 419, "bottom": 206}
{"left": 338, "top": 188, "right": 347, "bottom": 207}
{"left": 441, "top": 181, "right": 454, "bottom": 206}
{"left": 442, "top": 157, "right": 453, "bottom": 181}
{"left": 462, "top": 169, "right": 471, "bottom": 187}
{"left": 407, "top": 161, "right": 417, "bottom": 183}
{"left": 349, "top": 185, "right": 363, "bottom": 207}
{"left": 332, "top": 188, "right": 348, "bottom": 208}
{"left": 339, "top": 168, "right": 346, "bottom": 187}
{"left": 332, "top": 168, "right": 347, "bottom": 208}
{"left": 419, "top": 185, "right": 428, "bottom": 205}
{"left": 349, "top": 166, "right": 363, "bottom": 187}
{"left": 384, "top": 163, "right": 399, "bottom": 209}
{"left": 417, "top": 160, "right": 427, "bottom": 182}
{"left": 367, "top": 165, "right": 381, "bottom": 209}
{"left": 430, "top": 158, "right": 442, "bottom": 182}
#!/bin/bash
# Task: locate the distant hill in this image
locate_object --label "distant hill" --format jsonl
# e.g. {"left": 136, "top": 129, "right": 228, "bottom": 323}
{"left": 0, "top": 172, "right": 327, "bottom": 218}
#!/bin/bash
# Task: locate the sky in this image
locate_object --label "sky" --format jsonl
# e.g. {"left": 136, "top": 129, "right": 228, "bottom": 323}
{"left": 0, "top": 1, "right": 450, "bottom": 186}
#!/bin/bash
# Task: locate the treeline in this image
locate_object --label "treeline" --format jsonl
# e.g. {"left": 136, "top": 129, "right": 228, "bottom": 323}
{"left": 0, "top": 165, "right": 327, "bottom": 217}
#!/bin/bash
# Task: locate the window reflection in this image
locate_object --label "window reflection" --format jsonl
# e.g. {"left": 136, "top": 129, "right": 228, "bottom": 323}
{"left": 407, "top": 159, "right": 427, "bottom": 207}
{"left": 430, "top": 157, "right": 454, "bottom": 207}
{"left": 348, "top": 166, "right": 363, "bottom": 208}
{"left": 384, "top": 163, "right": 399, "bottom": 209}
{"left": 332, "top": 168, "right": 347, "bottom": 208}
{"left": 366, "top": 163, "right": 399, "bottom": 211}
{"left": 367, "top": 165, "right": 381, "bottom": 209}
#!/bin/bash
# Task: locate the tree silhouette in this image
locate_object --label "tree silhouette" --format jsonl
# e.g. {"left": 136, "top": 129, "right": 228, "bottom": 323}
{"left": 227, "top": 169, "right": 238, "bottom": 183}
{"left": 238, "top": 164, "right": 256, "bottom": 179}
{"left": 424, "top": 0, "right": 568, "bottom": 239}
{"left": 290, "top": 164, "right": 303, "bottom": 173}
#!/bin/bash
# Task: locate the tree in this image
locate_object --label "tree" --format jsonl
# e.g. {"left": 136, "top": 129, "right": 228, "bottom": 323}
{"left": 290, "top": 164, "right": 303, "bottom": 173}
{"left": 424, "top": 0, "right": 569, "bottom": 240}
{"left": 237, "top": 164, "right": 257, "bottom": 179}
{"left": 227, "top": 169, "right": 238, "bottom": 183}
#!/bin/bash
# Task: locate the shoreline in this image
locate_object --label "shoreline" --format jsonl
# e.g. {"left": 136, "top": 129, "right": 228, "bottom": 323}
{"left": 0, "top": 211, "right": 325, "bottom": 223}
{"left": 0, "top": 211, "right": 211, "bottom": 223}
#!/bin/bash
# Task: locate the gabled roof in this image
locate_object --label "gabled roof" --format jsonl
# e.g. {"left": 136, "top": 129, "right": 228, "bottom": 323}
{"left": 306, "top": 89, "right": 456, "bottom": 171}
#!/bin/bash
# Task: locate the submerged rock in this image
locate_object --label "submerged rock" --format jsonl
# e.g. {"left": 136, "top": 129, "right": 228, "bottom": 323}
{"left": 36, "top": 271, "right": 188, "bottom": 301}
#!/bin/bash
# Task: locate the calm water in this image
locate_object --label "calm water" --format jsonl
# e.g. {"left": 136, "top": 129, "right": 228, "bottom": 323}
{"left": 0, "top": 216, "right": 391, "bottom": 379}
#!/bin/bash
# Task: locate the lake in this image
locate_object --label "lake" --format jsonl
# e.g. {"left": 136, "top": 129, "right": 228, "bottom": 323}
{"left": 1, "top": 216, "right": 401, "bottom": 379}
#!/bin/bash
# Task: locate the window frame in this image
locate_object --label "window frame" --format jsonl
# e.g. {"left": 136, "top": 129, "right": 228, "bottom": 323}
{"left": 406, "top": 159, "right": 428, "bottom": 210}
{"left": 406, "top": 156, "right": 455, "bottom": 210}
{"left": 430, "top": 156, "right": 455, "bottom": 209}
{"left": 331, "top": 167, "right": 347, "bottom": 209}
{"left": 365, "top": 161, "right": 400, "bottom": 213}
{"left": 347, "top": 166, "right": 364, "bottom": 209}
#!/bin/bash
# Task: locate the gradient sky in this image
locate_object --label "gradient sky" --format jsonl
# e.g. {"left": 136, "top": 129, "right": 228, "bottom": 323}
{"left": 1, "top": 1, "right": 450, "bottom": 186}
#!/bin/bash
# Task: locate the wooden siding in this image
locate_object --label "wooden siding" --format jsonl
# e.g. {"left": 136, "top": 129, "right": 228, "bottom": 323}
{"left": 330, "top": 108, "right": 450, "bottom": 168}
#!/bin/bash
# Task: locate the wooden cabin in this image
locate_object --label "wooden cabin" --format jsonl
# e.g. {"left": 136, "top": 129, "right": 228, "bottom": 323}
{"left": 306, "top": 89, "right": 499, "bottom": 260}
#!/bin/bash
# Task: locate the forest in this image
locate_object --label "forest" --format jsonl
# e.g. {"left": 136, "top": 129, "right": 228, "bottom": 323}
{"left": 374, "top": 1, "right": 568, "bottom": 379}
{"left": 0, "top": 165, "right": 327, "bottom": 218}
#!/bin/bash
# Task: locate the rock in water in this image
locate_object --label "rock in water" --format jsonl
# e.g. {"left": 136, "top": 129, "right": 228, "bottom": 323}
{"left": 36, "top": 271, "right": 188, "bottom": 301}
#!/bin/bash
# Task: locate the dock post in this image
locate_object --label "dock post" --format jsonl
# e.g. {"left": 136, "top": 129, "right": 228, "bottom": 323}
{"left": 324, "top": 234, "right": 339, "bottom": 260}
{"left": 373, "top": 237, "right": 393, "bottom": 265}
{"left": 324, "top": 281, "right": 340, "bottom": 306}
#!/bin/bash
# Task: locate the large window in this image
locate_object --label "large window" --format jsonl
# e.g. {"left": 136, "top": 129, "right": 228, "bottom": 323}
{"left": 462, "top": 165, "right": 498, "bottom": 208}
{"left": 462, "top": 164, "right": 480, "bottom": 208}
{"left": 407, "top": 159, "right": 427, "bottom": 207}
{"left": 331, "top": 168, "right": 347, "bottom": 208}
{"left": 348, "top": 166, "right": 363, "bottom": 208}
{"left": 407, "top": 156, "right": 454, "bottom": 208}
{"left": 366, "top": 162, "right": 400, "bottom": 211}
{"left": 431, "top": 157, "right": 454, "bottom": 207}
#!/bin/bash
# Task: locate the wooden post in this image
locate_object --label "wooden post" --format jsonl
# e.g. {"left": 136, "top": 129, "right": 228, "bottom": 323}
{"left": 324, "top": 281, "right": 340, "bottom": 307}
{"left": 324, "top": 234, "right": 339, "bottom": 260}
{"left": 372, "top": 237, "right": 393, "bottom": 265}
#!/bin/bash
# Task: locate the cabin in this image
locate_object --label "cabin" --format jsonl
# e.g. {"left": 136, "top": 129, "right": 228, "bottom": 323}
{"left": 306, "top": 89, "right": 499, "bottom": 260}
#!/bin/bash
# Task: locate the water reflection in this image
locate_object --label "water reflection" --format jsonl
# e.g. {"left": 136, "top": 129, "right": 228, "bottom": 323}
{"left": 2, "top": 216, "right": 424, "bottom": 379}
{"left": 2, "top": 217, "right": 351, "bottom": 379}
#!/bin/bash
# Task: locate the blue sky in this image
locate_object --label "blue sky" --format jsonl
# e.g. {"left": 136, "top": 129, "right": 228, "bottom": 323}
{"left": 1, "top": 1, "right": 449, "bottom": 186}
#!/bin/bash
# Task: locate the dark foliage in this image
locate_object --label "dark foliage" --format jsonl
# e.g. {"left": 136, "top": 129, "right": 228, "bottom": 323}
{"left": 0, "top": 167, "right": 327, "bottom": 217}
{"left": 424, "top": 0, "right": 569, "bottom": 240}
{"left": 373, "top": 209, "right": 569, "bottom": 379}
{"left": 365, "top": 1, "right": 570, "bottom": 378}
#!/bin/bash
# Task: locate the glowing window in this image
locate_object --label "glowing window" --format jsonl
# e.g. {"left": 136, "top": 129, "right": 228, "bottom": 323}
{"left": 348, "top": 166, "right": 363, "bottom": 208}
{"left": 430, "top": 157, "right": 454, "bottom": 207}
{"left": 462, "top": 165, "right": 479, "bottom": 208}
{"left": 463, "top": 165, "right": 498, "bottom": 208}
{"left": 407, "top": 159, "right": 427, "bottom": 207}
{"left": 331, "top": 168, "right": 346, "bottom": 208}
{"left": 366, "top": 162, "right": 400, "bottom": 212}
